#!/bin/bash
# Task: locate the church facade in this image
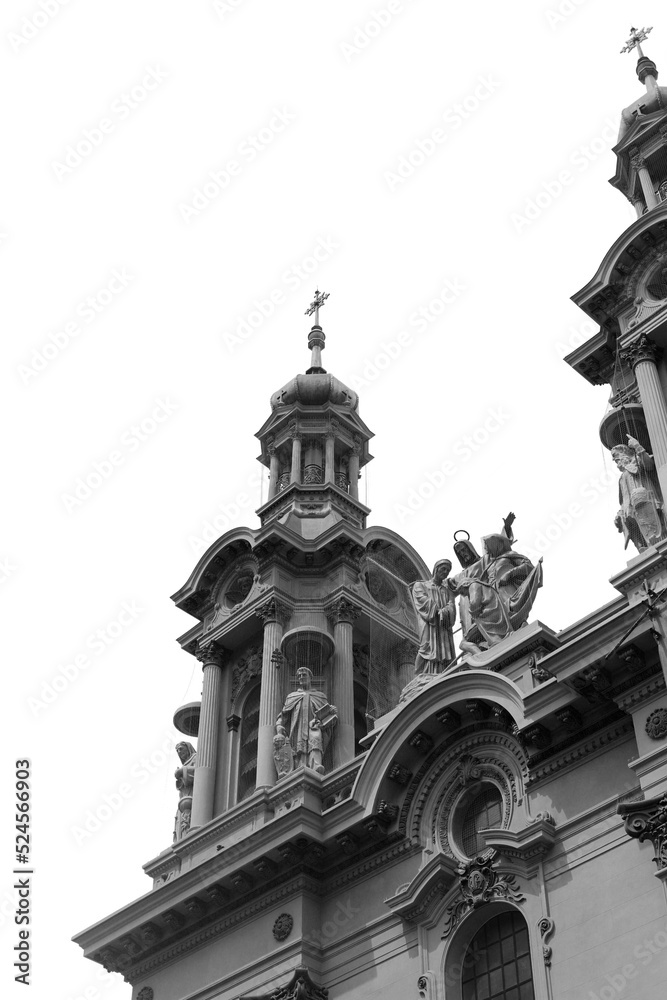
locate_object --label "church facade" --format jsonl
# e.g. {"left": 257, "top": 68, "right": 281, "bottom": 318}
{"left": 75, "top": 28, "right": 667, "bottom": 1000}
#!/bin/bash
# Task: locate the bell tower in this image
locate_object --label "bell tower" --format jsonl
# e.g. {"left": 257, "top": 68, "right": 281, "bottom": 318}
{"left": 568, "top": 26, "right": 667, "bottom": 552}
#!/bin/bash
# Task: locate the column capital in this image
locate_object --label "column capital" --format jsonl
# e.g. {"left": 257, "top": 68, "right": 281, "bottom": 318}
{"left": 326, "top": 597, "right": 362, "bottom": 625}
{"left": 631, "top": 154, "right": 648, "bottom": 170}
{"left": 622, "top": 334, "right": 662, "bottom": 369}
{"left": 256, "top": 596, "right": 292, "bottom": 627}
{"left": 617, "top": 794, "right": 667, "bottom": 871}
{"left": 195, "top": 640, "right": 228, "bottom": 668}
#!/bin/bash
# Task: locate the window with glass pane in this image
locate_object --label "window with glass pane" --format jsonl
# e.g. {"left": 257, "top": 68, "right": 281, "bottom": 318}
{"left": 461, "top": 911, "right": 534, "bottom": 1000}
{"left": 461, "top": 786, "right": 503, "bottom": 857}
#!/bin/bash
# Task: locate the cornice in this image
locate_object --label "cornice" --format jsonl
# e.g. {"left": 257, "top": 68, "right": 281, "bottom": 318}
{"left": 526, "top": 716, "right": 634, "bottom": 786}
{"left": 613, "top": 668, "right": 665, "bottom": 712}
{"left": 125, "top": 875, "right": 319, "bottom": 982}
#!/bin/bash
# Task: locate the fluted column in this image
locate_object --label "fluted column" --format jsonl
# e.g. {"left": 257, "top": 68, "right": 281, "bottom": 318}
{"left": 290, "top": 431, "right": 302, "bottom": 484}
{"left": 348, "top": 438, "right": 361, "bottom": 500}
{"left": 631, "top": 154, "right": 658, "bottom": 210}
{"left": 325, "top": 431, "right": 335, "bottom": 484}
{"left": 326, "top": 599, "right": 361, "bottom": 767}
{"left": 191, "top": 641, "right": 226, "bottom": 829}
{"left": 624, "top": 335, "right": 667, "bottom": 505}
{"left": 255, "top": 597, "right": 292, "bottom": 787}
{"left": 267, "top": 439, "right": 279, "bottom": 499}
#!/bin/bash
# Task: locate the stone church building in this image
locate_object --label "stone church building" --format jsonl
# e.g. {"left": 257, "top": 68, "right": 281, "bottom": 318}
{"left": 75, "top": 28, "right": 667, "bottom": 1000}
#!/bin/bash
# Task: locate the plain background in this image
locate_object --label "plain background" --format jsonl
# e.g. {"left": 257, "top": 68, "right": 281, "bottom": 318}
{"left": 3, "top": 1, "right": 662, "bottom": 996}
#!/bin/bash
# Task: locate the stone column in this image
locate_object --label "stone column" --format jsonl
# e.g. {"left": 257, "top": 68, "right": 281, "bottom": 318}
{"left": 348, "top": 438, "right": 361, "bottom": 500}
{"left": 255, "top": 597, "right": 292, "bottom": 787}
{"left": 395, "top": 640, "right": 416, "bottom": 700}
{"left": 191, "top": 641, "right": 226, "bottom": 830}
{"left": 290, "top": 431, "right": 302, "bottom": 484}
{"left": 633, "top": 196, "right": 646, "bottom": 219}
{"left": 326, "top": 599, "right": 361, "bottom": 767}
{"left": 631, "top": 154, "right": 658, "bottom": 210}
{"left": 267, "top": 439, "right": 279, "bottom": 499}
{"left": 325, "top": 431, "right": 336, "bottom": 484}
{"left": 624, "top": 335, "right": 667, "bottom": 505}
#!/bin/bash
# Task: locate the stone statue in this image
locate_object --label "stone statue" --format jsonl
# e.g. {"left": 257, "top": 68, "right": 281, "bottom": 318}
{"left": 173, "top": 742, "right": 197, "bottom": 841}
{"left": 411, "top": 559, "right": 456, "bottom": 673}
{"left": 612, "top": 436, "right": 665, "bottom": 551}
{"left": 275, "top": 667, "right": 337, "bottom": 775}
{"left": 450, "top": 523, "right": 543, "bottom": 655}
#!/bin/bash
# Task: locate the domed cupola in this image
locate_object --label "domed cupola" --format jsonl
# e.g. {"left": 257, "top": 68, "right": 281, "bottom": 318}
{"left": 255, "top": 290, "right": 374, "bottom": 535}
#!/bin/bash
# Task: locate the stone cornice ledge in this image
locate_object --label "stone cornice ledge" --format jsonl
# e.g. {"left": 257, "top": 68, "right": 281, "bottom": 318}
{"left": 628, "top": 743, "right": 667, "bottom": 783}
{"left": 482, "top": 817, "right": 557, "bottom": 874}
{"left": 384, "top": 853, "right": 459, "bottom": 927}
{"left": 609, "top": 541, "right": 667, "bottom": 605}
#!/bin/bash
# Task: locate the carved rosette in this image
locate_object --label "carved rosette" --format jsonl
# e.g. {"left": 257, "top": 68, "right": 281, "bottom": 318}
{"left": 645, "top": 708, "right": 667, "bottom": 740}
{"left": 272, "top": 913, "right": 294, "bottom": 941}
{"left": 256, "top": 597, "right": 292, "bottom": 628}
{"left": 618, "top": 795, "right": 667, "bottom": 870}
{"left": 137, "top": 989, "right": 154, "bottom": 1000}
{"left": 441, "top": 850, "right": 524, "bottom": 938}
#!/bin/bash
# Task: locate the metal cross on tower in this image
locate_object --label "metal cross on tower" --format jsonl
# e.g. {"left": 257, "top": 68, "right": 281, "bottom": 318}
{"left": 305, "top": 289, "right": 330, "bottom": 326}
{"left": 620, "top": 25, "right": 653, "bottom": 57}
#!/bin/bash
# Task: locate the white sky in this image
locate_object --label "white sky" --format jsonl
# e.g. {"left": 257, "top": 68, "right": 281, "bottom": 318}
{"left": 3, "top": 2, "right": 662, "bottom": 997}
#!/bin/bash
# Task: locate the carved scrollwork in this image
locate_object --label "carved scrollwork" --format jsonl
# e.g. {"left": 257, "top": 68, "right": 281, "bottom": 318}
{"left": 537, "top": 916, "right": 555, "bottom": 967}
{"left": 441, "top": 850, "right": 524, "bottom": 938}
{"left": 618, "top": 795, "right": 667, "bottom": 869}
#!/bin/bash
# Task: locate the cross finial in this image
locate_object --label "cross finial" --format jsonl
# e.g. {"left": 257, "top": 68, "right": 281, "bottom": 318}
{"left": 621, "top": 25, "right": 653, "bottom": 57}
{"left": 305, "top": 289, "right": 330, "bottom": 326}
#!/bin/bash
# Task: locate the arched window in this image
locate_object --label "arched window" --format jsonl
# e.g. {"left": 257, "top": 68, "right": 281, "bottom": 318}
{"left": 461, "top": 786, "right": 503, "bottom": 857}
{"left": 237, "top": 684, "right": 260, "bottom": 801}
{"left": 461, "top": 910, "right": 534, "bottom": 1000}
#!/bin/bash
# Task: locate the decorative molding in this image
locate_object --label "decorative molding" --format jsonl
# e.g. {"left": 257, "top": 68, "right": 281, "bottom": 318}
{"left": 436, "top": 708, "right": 461, "bottom": 731}
{"left": 272, "top": 913, "right": 293, "bottom": 941}
{"left": 195, "top": 640, "right": 228, "bottom": 668}
{"left": 526, "top": 716, "right": 634, "bottom": 785}
{"left": 231, "top": 642, "right": 263, "bottom": 704}
{"left": 137, "top": 989, "right": 154, "bottom": 1000}
{"left": 622, "top": 333, "right": 662, "bottom": 369}
{"left": 555, "top": 707, "right": 582, "bottom": 733}
{"left": 646, "top": 708, "right": 667, "bottom": 740}
{"left": 388, "top": 763, "right": 412, "bottom": 785}
{"left": 538, "top": 917, "right": 555, "bottom": 967}
{"left": 441, "top": 851, "right": 525, "bottom": 938}
{"left": 409, "top": 730, "right": 434, "bottom": 754}
{"left": 384, "top": 853, "right": 459, "bottom": 925}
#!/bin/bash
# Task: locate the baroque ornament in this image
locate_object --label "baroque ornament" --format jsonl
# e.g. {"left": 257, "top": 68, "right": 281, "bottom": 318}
{"left": 645, "top": 708, "right": 667, "bottom": 740}
{"left": 618, "top": 794, "right": 667, "bottom": 869}
{"left": 441, "top": 850, "right": 524, "bottom": 938}
{"left": 538, "top": 917, "right": 555, "bottom": 967}
{"left": 137, "top": 990, "right": 154, "bottom": 1000}
{"left": 272, "top": 913, "right": 294, "bottom": 941}
{"left": 266, "top": 966, "right": 328, "bottom": 1000}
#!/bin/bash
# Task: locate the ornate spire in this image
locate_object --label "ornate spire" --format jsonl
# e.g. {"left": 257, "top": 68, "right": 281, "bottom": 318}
{"left": 621, "top": 25, "right": 658, "bottom": 86}
{"left": 305, "top": 288, "right": 329, "bottom": 374}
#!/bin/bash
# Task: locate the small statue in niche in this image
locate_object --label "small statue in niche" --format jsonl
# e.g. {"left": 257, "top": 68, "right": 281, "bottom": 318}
{"left": 411, "top": 559, "right": 457, "bottom": 673}
{"left": 274, "top": 667, "right": 337, "bottom": 775}
{"left": 173, "top": 742, "right": 197, "bottom": 841}
{"left": 450, "top": 515, "right": 543, "bottom": 655}
{"left": 612, "top": 436, "right": 666, "bottom": 551}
